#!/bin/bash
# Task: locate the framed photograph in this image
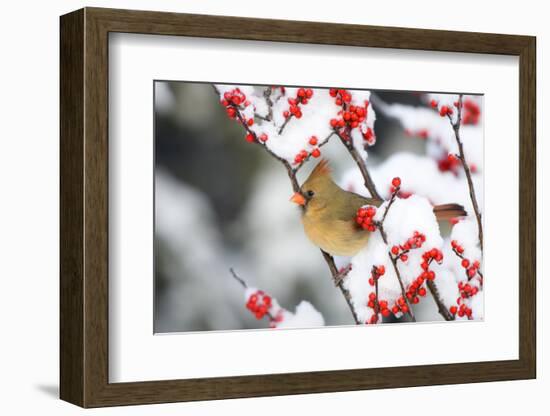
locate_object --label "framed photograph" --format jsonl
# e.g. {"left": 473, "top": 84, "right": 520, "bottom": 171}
{"left": 60, "top": 7, "right": 536, "bottom": 408}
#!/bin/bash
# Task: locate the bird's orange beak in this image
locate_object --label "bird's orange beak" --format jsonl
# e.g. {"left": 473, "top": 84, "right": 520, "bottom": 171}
{"left": 290, "top": 192, "right": 306, "bottom": 206}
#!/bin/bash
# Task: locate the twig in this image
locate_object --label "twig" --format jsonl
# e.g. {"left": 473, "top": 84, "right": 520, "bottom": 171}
{"left": 229, "top": 267, "right": 247, "bottom": 288}
{"left": 447, "top": 94, "right": 483, "bottom": 251}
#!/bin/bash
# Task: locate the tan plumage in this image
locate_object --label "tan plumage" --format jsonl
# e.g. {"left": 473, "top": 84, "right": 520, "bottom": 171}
{"left": 291, "top": 160, "right": 466, "bottom": 257}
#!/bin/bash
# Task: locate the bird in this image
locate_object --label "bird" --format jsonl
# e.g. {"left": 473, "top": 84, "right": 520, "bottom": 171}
{"left": 290, "top": 159, "right": 467, "bottom": 257}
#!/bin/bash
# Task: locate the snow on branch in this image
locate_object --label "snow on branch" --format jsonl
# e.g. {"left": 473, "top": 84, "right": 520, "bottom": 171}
{"left": 229, "top": 268, "right": 325, "bottom": 329}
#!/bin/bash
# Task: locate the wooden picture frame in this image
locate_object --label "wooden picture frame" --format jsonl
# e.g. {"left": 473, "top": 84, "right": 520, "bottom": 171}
{"left": 60, "top": 7, "right": 536, "bottom": 408}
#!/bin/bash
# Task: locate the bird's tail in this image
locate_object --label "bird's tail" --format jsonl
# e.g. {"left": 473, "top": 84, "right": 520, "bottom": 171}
{"left": 433, "top": 203, "right": 467, "bottom": 221}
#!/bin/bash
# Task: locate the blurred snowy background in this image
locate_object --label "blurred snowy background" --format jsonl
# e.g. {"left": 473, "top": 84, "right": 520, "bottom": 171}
{"left": 154, "top": 81, "right": 483, "bottom": 333}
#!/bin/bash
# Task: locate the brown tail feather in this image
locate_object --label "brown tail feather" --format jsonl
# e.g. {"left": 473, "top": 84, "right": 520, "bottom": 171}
{"left": 433, "top": 203, "right": 467, "bottom": 221}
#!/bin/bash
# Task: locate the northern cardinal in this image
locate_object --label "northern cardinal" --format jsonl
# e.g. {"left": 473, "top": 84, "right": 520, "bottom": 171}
{"left": 290, "top": 160, "right": 466, "bottom": 256}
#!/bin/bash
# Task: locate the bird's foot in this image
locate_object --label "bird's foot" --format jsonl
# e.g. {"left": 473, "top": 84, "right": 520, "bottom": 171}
{"left": 333, "top": 264, "right": 352, "bottom": 286}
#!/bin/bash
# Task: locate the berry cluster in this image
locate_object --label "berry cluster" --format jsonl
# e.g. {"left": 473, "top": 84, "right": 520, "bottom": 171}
{"left": 439, "top": 105, "right": 454, "bottom": 117}
{"left": 246, "top": 290, "right": 272, "bottom": 320}
{"left": 451, "top": 240, "right": 481, "bottom": 279}
{"left": 355, "top": 206, "right": 377, "bottom": 232}
{"left": 221, "top": 88, "right": 255, "bottom": 127}
{"left": 458, "top": 281, "right": 479, "bottom": 299}
{"left": 365, "top": 265, "right": 390, "bottom": 324}
{"left": 390, "top": 230, "right": 427, "bottom": 263}
{"left": 451, "top": 301, "right": 473, "bottom": 319}
{"left": 408, "top": 248, "right": 443, "bottom": 304}
{"left": 292, "top": 136, "right": 322, "bottom": 165}
{"left": 449, "top": 239, "right": 482, "bottom": 320}
{"left": 368, "top": 265, "right": 385, "bottom": 286}
{"left": 438, "top": 153, "right": 461, "bottom": 174}
{"left": 328, "top": 89, "right": 374, "bottom": 144}
{"left": 461, "top": 99, "right": 481, "bottom": 125}
{"left": 429, "top": 99, "right": 455, "bottom": 117}
{"left": 221, "top": 88, "right": 247, "bottom": 108}
{"left": 282, "top": 87, "right": 313, "bottom": 119}
{"left": 366, "top": 295, "right": 390, "bottom": 324}
{"left": 391, "top": 296, "right": 410, "bottom": 316}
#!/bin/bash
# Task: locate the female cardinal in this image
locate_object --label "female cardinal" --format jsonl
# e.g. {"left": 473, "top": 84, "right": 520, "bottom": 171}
{"left": 290, "top": 159, "right": 466, "bottom": 257}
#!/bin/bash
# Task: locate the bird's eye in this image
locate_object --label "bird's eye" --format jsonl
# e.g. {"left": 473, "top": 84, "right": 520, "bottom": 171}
{"left": 307, "top": 190, "right": 315, "bottom": 198}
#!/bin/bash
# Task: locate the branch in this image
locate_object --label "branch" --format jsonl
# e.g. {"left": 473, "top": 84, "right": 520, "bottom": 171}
{"left": 263, "top": 87, "right": 274, "bottom": 121}
{"left": 426, "top": 280, "right": 454, "bottom": 321}
{"left": 335, "top": 130, "right": 383, "bottom": 200}
{"left": 320, "top": 250, "right": 361, "bottom": 325}
{"left": 448, "top": 94, "right": 483, "bottom": 251}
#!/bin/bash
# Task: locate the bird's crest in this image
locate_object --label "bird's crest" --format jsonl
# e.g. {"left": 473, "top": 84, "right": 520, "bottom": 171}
{"left": 310, "top": 159, "right": 332, "bottom": 178}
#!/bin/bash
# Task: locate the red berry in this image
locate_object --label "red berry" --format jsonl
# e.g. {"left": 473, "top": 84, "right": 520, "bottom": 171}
{"left": 311, "top": 148, "right": 321, "bottom": 158}
{"left": 381, "top": 308, "right": 391, "bottom": 318}
{"left": 450, "top": 306, "right": 458, "bottom": 315}
{"left": 377, "top": 265, "right": 386, "bottom": 275}
{"left": 392, "top": 306, "right": 400, "bottom": 314}
{"left": 430, "top": 99, "right": 438, "bottom": 108}
{"left": 418, "top": 287, "right": 427, "bottom": 297}
{"left": 400, "top": 254, "right": 408, "bottom": 262}
{"left": 226, "top": 107, "right": 236, "bottom": 118}
{"left": 245, "top": 133, "right": 255, "bottom": 143}
{"left": 259, "top": 133, "right": 268, "bottom": 142}
{"left": 461, "top": 259, "right": 470, "bottom": 268}
{"left": 391, "top": 177, "right": 401, "bottom": 188}
{"left": 391, "top": 246, "right": 400, "bottom": 255}
{"left": 309, "top": 136, "right": 318, "bottom": 145}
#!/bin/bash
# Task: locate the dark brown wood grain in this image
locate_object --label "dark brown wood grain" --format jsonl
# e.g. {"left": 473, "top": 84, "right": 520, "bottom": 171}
{"left": 60, "top": 7, "right": 536, "bottom": 408}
